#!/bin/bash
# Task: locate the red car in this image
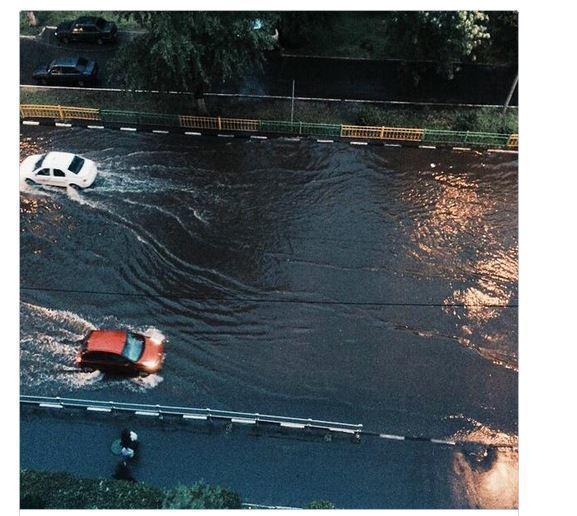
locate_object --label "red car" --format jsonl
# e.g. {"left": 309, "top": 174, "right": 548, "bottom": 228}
{"left": 77, "top": 329, "right": 165, "bottom": 375}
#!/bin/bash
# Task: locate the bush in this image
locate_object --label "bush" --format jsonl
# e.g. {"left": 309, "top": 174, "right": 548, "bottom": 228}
{"left": 306, "top": 500, "right": 336, "bottom": 509}
{"left": 162, "top": 481, "right": 242, "bottom": 509}
{"left": 20, "top": 469, "right": 163, "bottom": 509}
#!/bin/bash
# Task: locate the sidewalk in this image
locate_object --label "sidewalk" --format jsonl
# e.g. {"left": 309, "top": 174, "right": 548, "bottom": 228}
{"left": 21, "top": 408, "right": 461, "bottom": 509}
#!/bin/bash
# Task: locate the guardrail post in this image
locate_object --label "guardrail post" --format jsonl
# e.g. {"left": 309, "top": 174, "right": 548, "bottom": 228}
{"left": 217, "top": 117, "right": 222, "bottom": 130}
{"left": 299, "top": 121, "right": 302, "bottom": 135}
{"left": 57, "top": 105, "right": 64, "bottom": 120}
{"left": 380, "top": 126, "right": 385, "bottom": 139}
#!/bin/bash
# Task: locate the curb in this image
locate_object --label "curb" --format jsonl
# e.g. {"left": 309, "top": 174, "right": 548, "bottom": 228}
{"left": 20, "top": 118, "right": 518, "bottom": 154}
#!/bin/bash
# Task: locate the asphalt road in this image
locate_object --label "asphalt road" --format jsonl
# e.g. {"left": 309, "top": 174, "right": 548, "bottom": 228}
{"left": 20, "top": 408, "right": 517, "bottom": 508}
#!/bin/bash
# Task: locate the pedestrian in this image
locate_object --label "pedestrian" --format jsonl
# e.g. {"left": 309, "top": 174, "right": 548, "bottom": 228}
{"left": 112, "top": 460, "right": 135, "bottom": 482}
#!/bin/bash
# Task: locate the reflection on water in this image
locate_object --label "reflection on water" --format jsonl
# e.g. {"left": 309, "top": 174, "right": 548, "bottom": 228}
{"left": 404, "top": 167, "right": 518, "bottom": 370}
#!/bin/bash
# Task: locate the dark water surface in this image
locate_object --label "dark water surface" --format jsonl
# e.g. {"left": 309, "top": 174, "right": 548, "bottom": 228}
{"left": 20, "top": 127, "right": 518, "bottom": 507}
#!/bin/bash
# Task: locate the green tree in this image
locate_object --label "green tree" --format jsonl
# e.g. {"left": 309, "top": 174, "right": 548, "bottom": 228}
{"left": 162, "top": 482, "right": 242, "bottom": 509}
{"left": 385, "top": 11, "right": 491, "bottom": 78}
{"left": 111, "top": 12, "right": 278, "bottom": 94}
{"left": 306, "top": 500, "right": 336, "bottom": 509}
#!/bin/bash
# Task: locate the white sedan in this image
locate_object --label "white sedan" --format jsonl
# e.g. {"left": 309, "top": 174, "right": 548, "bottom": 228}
{"left": 20, "top": 151, "right": 98, "bottom": 189}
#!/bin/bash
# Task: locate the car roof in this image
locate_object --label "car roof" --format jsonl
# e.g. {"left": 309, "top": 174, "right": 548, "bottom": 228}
{"left": 50, "top": 57, "right": 85, "bottom": 67}
{"left": 41, "top": 152, "right": 76, "bottom": 169}
{"left": 86, "top": 330, "right": 128, "bottom": 355}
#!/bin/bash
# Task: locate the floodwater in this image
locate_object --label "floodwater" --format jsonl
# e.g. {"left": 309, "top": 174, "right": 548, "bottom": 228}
{"left": 20, "top": 127, "right": 518, "bottom": 508}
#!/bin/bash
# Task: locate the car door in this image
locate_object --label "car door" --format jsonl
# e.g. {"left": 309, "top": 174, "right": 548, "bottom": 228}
{"left": 34, "top": 168, "right": 51, "bottom": 185}
{"left": 51, "top": 168, "right": 68, "bottom": 187}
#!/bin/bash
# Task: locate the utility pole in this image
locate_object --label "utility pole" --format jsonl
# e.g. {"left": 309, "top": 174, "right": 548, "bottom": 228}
{"left": 290, "top": 79, "right": 295, "bottom": 123}
{"left": 502, "top": 73, "right": 518, "bottom": 116}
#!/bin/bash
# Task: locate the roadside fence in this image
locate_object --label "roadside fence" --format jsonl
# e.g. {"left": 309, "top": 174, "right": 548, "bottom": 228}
{"left": 20, "top": 103, "right": 518, "bottom": 149}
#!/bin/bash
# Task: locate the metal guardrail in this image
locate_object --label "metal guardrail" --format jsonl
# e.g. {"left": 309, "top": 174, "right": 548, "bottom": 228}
{"left": 20, "top": 395, "right": 363, "bottom": 435}
{"left": 19, "top": 103, "right": 518, "bottom": 149}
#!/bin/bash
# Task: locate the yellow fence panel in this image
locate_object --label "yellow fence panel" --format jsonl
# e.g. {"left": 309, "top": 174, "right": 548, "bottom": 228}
{"left": 61, "top": 106, "right": 100, "bottom": 121}
{"left": 507, "top": 134, "right": 518, "bottom": 149}
{"left": 179, "top": 116, "right": 220, "bottom": 130}
{"left": 20, "top": 104, "right": 100, "bottom": 121}
{"left": 220, "top": 118, "right": 259, "bottom": 132}
{"left": 341, "top": 125, "right": 424, "bottom": 141}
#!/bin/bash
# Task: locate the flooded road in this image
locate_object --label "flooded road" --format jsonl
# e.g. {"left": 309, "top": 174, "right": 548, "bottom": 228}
{"left": 20, "top": 126, "right": 518, "bottom": 507}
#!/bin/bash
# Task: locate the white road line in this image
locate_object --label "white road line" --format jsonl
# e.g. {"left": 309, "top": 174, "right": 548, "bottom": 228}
{"left": 250, "top": 135, "right": 268, "bottom": 139}
{"left": 350, "top": 141, "right": 368, "bottom": 146}
{"left": 231, "top": 418, "right": 257, "bottom": 425}
{"left": 134, "top": 411, "right": 159, "bottom": 416}
{"left": 218, "top": 134, "right": 234, "bottom": 138}
{"left": 182, "top": 414, "right": 207, "bottom": 420}
{"left": 419, "top": 145, "right": 436, "bottom": 149}
{"left": 87, "top": 406, "right": 112, "bottom": 413}
{"left": 120, "top": 127, "right": 137, "bottom": 131}
{"left": 280, "top": 422, "right": 306, "bottom": 429}
{"left": 452, "top": 147, "right": 471, "bottom": 151}
{"left": 317, "top": 139, "right": 334, "bottom": 143}
{"left": 55, "top": 122, "right": 72, "bottom": 127}
{"left": 430, "top": 439, "right": 457, "bottom": 446}
{"left": 383, "top": 143, "right": 402, "bottom": 147}
{"left": 488, "top": 148, "right": 518, "bottom": 154}
{"left": 39, "top": 403, "right": 62, "bottom": 409}
{"left": 152, "top": 129, "right": 169, "bottom": 134}
{"left": 328, "top": 427, "right": 357, "bottom": 434}
{"left": 282, "top": 137, "right": 301, "bottom": 142}
{"left": 22, "top": 120, "right": 40, "bottom": 126}
{"left": 379, "top": 433, "right": 405, "bottom": 440}
{"left": 184, "top": 131, "right": 201, "bottom": 136}
{"left": 87, "top": 125, "right": 104, "bottom": 129}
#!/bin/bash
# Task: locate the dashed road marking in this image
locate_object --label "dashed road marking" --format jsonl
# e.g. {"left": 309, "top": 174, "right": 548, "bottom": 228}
{"left": 350, "top": 141, "right": 368, "bottom": 146}
{"left": 184, "top": 131, "right": 202, "bottom": 136}
{"left": 419, "top": 145, "right": 436, "bottom": 149}
{"left": 250, "top": 135, "right": 268, "bottom": 140}
{"left": 317, "top": 139, "right": 334, "bottom": 143}
{"left": 134, "top": 411, "right": 159, "bottom": 417}
{"left": 87, "top": 125, "right": 104, "bottom": 129}
{"left": 218, "top": 134, "right": 234, "bottom": 138}
{"left": 379, "top": 433, "right": 405, "bottom": 441}
{"left": 87, "top": 406, "right": 111, "bottom": 413}
{"left": 488, "top": 148, "right": 518, "bottom": 154}
{"left": 384, "top": 143, "right": 402, "bottom": 147}
{"left": 22, "top": 120, "right": 39, "bottom": 126}
{"left": 453, "top": 146, "right": 471, "bottom": 151}
{"left": 120, "top": 127, "right": 137, "bottom": 132}
{"left": 55, "top": 122, "right": 72, "bottom": 127}
{"left": 152, "top": 129, "right": 169, "bottom": 134}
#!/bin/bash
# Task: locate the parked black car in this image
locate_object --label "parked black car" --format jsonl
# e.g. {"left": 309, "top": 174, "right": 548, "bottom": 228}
{"left": 55, "top": 16, "right": 118, "bottom": 45}
{"left": 33, "top": 57, "right": 98, "bottom": 86}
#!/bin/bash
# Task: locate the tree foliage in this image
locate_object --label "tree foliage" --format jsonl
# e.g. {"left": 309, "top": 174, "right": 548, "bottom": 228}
{"left": 162, "top": 482, "right": 242, "bottom": 509}
{"left": 111, "top": 12, "right": 278, "bottom": 93}
{"left": 386, "top": 11, "right": 491, "bottom": 78}
{"left": 20, "top": 469, "right": 164, "bottom": 509}
{"left": 306, "top": 499, "right": 336, "bottom": 509}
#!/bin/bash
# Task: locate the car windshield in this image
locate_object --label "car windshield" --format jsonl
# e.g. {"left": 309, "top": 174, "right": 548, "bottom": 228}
{"left": 122, "top": 333, "right": 144, "bottom": 362}
{"left": 68, "top": 156, "right": 85, "bottom": 174}
{"left": 77, "top": 57, "right": 88, "bottom": 68}
{"left": 34, "top": 154, "right": 46, "bottom": 170}
{"left": 96, "top": 18, "right": 106, "bottom": 28}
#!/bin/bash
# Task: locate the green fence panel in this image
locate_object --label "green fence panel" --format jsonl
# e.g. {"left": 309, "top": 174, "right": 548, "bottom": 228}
{"left": 100, "top": 109, "right": 179, "bottom": 127}
{"left": 423, "top": 129, "right": 509, "bottom": 147}
{"left": 259, "top": 120, "right": 340, "bottom": 137}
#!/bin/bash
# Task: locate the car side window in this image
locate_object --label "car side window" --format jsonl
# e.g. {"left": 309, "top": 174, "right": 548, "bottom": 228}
{"left": 62, "top": 67, "right": 76, "bottom": 75}
{"left": 36, "top": 169, "right": 50, "bottom": 176}
{"left": 53, "top": 169, "right": 66, "bottom": 177}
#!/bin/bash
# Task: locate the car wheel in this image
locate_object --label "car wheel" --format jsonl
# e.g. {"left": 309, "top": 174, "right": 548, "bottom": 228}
{"left": 25, "top": 178, "right": 36, "bottom": 186}
{"left": 69, "top": 183, "right": 81, "bottom": 190}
